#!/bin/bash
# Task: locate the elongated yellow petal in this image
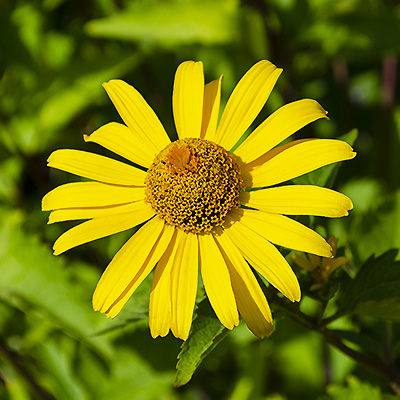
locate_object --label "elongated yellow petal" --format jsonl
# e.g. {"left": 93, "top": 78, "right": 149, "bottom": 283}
{"left": 53, "top": 204, "right": 155, "bottom": 255}
{"left": 240, "top": 185, "right": 353, "bottom": 217}
{"left": 234, "top": 99, "right": 328, "bottom": 163}
{"left": 170, "top": 231, "right": 199, "bottom": 340}
{"left": 84, "top": 122, "right": 155, "bottom": 168}
{"left": 214, "top": 60, "right": 282, "bottom": 151}
{"left": 244, "top": 139, "right": 356, "bottom": 188}
{"left": 173, "top": 61, "right": 204, "bottom": 139}
{"left": 48, "top": 200, "right": 148, "bottom": 224}
{"left": 92, "top": 216, "right": 170, "bottom": 314}
{"left": 198, "top": 233, "right": 239, "bottom": 329}
{"left": 233, "top": 209, "right": 332, "bottom": 257}
{"left": 103, "top": 79, "right": 170, "bottom": 154}
{"left": 213, "top": 227, "right": 273, "bottom": 338}
{"left": 149, "top": 230, "right": 180, "bottom": 338}
{"left": 223, "top": 215, "right": 301, "bottom": 302}
{"left": 104, "top": 222, "right": 175, "bottom": 318}
{"left": 201, "top": 75, "right": 223, "bottom": 141}
{"left": 47, "top": 149, "right": 146, "bottom": 186}
{"left": 42, "top": 182, "right": 145, "bottom": 210}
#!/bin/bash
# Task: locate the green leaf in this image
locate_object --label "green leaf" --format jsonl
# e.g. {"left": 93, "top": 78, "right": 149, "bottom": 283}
{"left": 326, "top": 375, "right": 382, "bottom": 400}
{"left": 85, "top": 0, "right": 238, "bottom": 46}
{"left": 174, "top": 298, "right": 228, "bottom": 387}
{"left": 0, "top": 209, "right": 113, "bottom": 356}
{"left": 293, "top": 129, "right": 358, "bottom": 188}
{"left": 337, "top": 250, "right": 400, "bottom": 321}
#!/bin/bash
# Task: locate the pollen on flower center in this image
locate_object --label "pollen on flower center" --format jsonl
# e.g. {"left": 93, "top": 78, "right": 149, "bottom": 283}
{"left": 145, "top": 138, "right": 244, "bottom": 234}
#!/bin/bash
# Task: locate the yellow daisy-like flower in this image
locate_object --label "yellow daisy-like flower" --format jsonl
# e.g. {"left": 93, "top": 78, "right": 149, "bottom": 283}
{"left": 42, "top": 60, "right": 356, "bottom": 340}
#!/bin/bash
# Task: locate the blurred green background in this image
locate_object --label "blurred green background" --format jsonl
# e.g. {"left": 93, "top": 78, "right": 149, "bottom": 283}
{"left": 1, "top": 0, "right": 400, "bottom": 399}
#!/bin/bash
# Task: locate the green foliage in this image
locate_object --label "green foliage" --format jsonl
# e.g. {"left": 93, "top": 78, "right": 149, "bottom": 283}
{"left": 1, "top": 0, "right": 400, "bottom": 398}
{"left": 174, "top": 298, "right": 228, "bottom": 387}
{"left": 338, "top": 250, "right": 400, "bottom": 321}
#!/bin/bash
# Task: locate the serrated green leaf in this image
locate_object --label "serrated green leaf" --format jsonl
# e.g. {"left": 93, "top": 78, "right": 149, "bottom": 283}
{"left": 174, "top": 298, "right": 228, "bottom": 387}
{"left": 293, "top": 129, "right": 358, "bottom": 187}
{"left": 326, "top": 375, "right": 382, "bottom": 400}
{"left": 337, "top": 250, "right": 400, "bottom": 321}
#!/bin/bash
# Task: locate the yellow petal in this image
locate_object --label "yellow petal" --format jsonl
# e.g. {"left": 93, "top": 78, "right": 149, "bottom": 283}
{"left": 48, "top": 200, "right": 148, "bottom": 224}
{"left": 103, "top": 79, "right": 170, "bottom": 154}
{"left": 173, "top": 61, "right": 204, "bottom": 140}
{"left": 93, "top": 219, "right": 163, "bottom": 313}
{"left": 214, "top": 227, "right": 273, "bottom": 338}
{"left": 198, "top": 233, "right": 239, "bottom": 330}
{"left": 149, "top": 229, "right": 180, "bottom": 338}
{"left": 214, "top": 60, "right": 282, "bottom": 151}
{"left": 240, "top": 185, "right": 353, "bottom": 217}
{"left": 170, "top": 231, "right": 199, "bottom": 340}
{"left": 233, "top": 208, "right": 332, "bottom": 257}
{"left": 201, "top": 75, "right": 223, "bottom": 141}
{"left": 53, "top": 204, "right": 155, "bottom": 255}
{"left": 323, "top": 256, "right": 348, "bottom": 276}
{"left": 84, "top": 122, "right": 155, "bottom": 168}
{"left": 47, "top": 149, "right": 146, "bottom": 186}
{"left": 234, "top": 99, "right": 328, "bottom": 163}
{"left": 42, "top": 182, "right": 145, "bottom": 210}
{"left": 92, "top": 216, "right": 171, "bottom": 315}
{"left": 244, "top": 139, "right": 356, "bottom": 188}
{"left": 223, "top": 215, "right": 301, "bottom": 302}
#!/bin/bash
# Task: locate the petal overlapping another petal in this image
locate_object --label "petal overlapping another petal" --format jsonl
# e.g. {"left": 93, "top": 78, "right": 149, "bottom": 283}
{"left": 240, "top": 185, "right": 353, "bottom": 218}
{"left": 242, "top": 139, "right": 356, "bottom": 188}
{"left": 214, "top": 60, "right": 282, "bottom": 151}
{"left": 42, "top": 182, "right": 145, "bottom": 210}
{"left": 214, "top": 227, "right": 273, "bottom": 338}
{"left": 234, "top": 99, "right": 328, "bottom": 164}
{"left": 53, "top": 203, "right": 155, "bottom": 255}
{"left": 47, "top": 149, "right": 146, "bottom": 186}
{"left": 201, "top": 76, "right": 223, "bottom": 141}
{"left": 103, "top": 79, "right": 170, "bottom": 154}
{"left": 223, "top": 215, "right": 301, "bottom": 302}
{"left": 84, "top": 122, "right": 156, "bottom": 168}
{"left": 198, "top": 233, "right": 239, "bottom": 330}
{"left": 93, "top": 217, "right": 173, "bottom": 317}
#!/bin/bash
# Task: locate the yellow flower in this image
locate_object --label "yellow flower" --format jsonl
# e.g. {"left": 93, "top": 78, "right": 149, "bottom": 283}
{"left": 293, "top": 236, "right": 349, "bottom": 291}
{"left": 42, "top": 60, "right": 355, "bottom": 340}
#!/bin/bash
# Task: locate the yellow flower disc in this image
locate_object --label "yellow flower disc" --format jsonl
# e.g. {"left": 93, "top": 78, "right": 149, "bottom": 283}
{"left": 145, "top": 138, "right": 244, "bottom": 233}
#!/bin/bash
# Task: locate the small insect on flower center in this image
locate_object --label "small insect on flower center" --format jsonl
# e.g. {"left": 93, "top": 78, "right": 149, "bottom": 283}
{"left": 145, "top": 138, "right": 244, "bottom": 234}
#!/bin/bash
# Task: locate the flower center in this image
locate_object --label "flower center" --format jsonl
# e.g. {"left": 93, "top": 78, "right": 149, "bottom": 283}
{"left": 145, "top": 138, "right": 244, "bottom": 234}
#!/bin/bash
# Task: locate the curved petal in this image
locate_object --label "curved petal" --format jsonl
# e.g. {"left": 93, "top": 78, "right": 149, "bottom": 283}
{"left": 243, "top": 139, "right": 356, "bottom": 188}
{"left": 214, "top": 60, "right": 282, "bottom": 151}
{"left": 234, "top": 99, "right": 328, "bottom": 163}
{"left": 84, "top": 122, "right": 155, "bottom": 168}
{"left": 149, "top": 229, "right": 180, "bottom": 338}
{"left": 173, "top": 61, "right": 204, "bottom": 139}
{"left": 240, "top": 185, "right": 353, "bottom": 217}
{"left": 47, "top": 149, "right": 146, "bottom": 186}
{"left": 214, "top": 227, "right": 273, "bottom": 338}
{"left": 103, "top": 222, "right": 175, "bottom": 318}
{"left": 233, "top": 208, "right": 332, "bottom": 257}
{"left": 103, "top": 79, "right": 170, "bottom": 154}
{"left": 198, "top": 233, "right": 239, "bottom": 330}
{"left": 223, "top": 215, "right": 301, "bottom": 302}
{"left": 201, "top": 75, "right": 223, "bottom": 141}
{"left": 170, "top": 231, "right": 199, "bottom": 340}
{"left": 48, "top": 199, "right": 149, "bottom": 224}
{"left": 92, "top": 216, "right": 171, "bottom": 315}
{"left": 42, "top": 182, "right": 145, "bottom": 210}
{"left": 53, "top": 204, "right": 155, "bottom": 255}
